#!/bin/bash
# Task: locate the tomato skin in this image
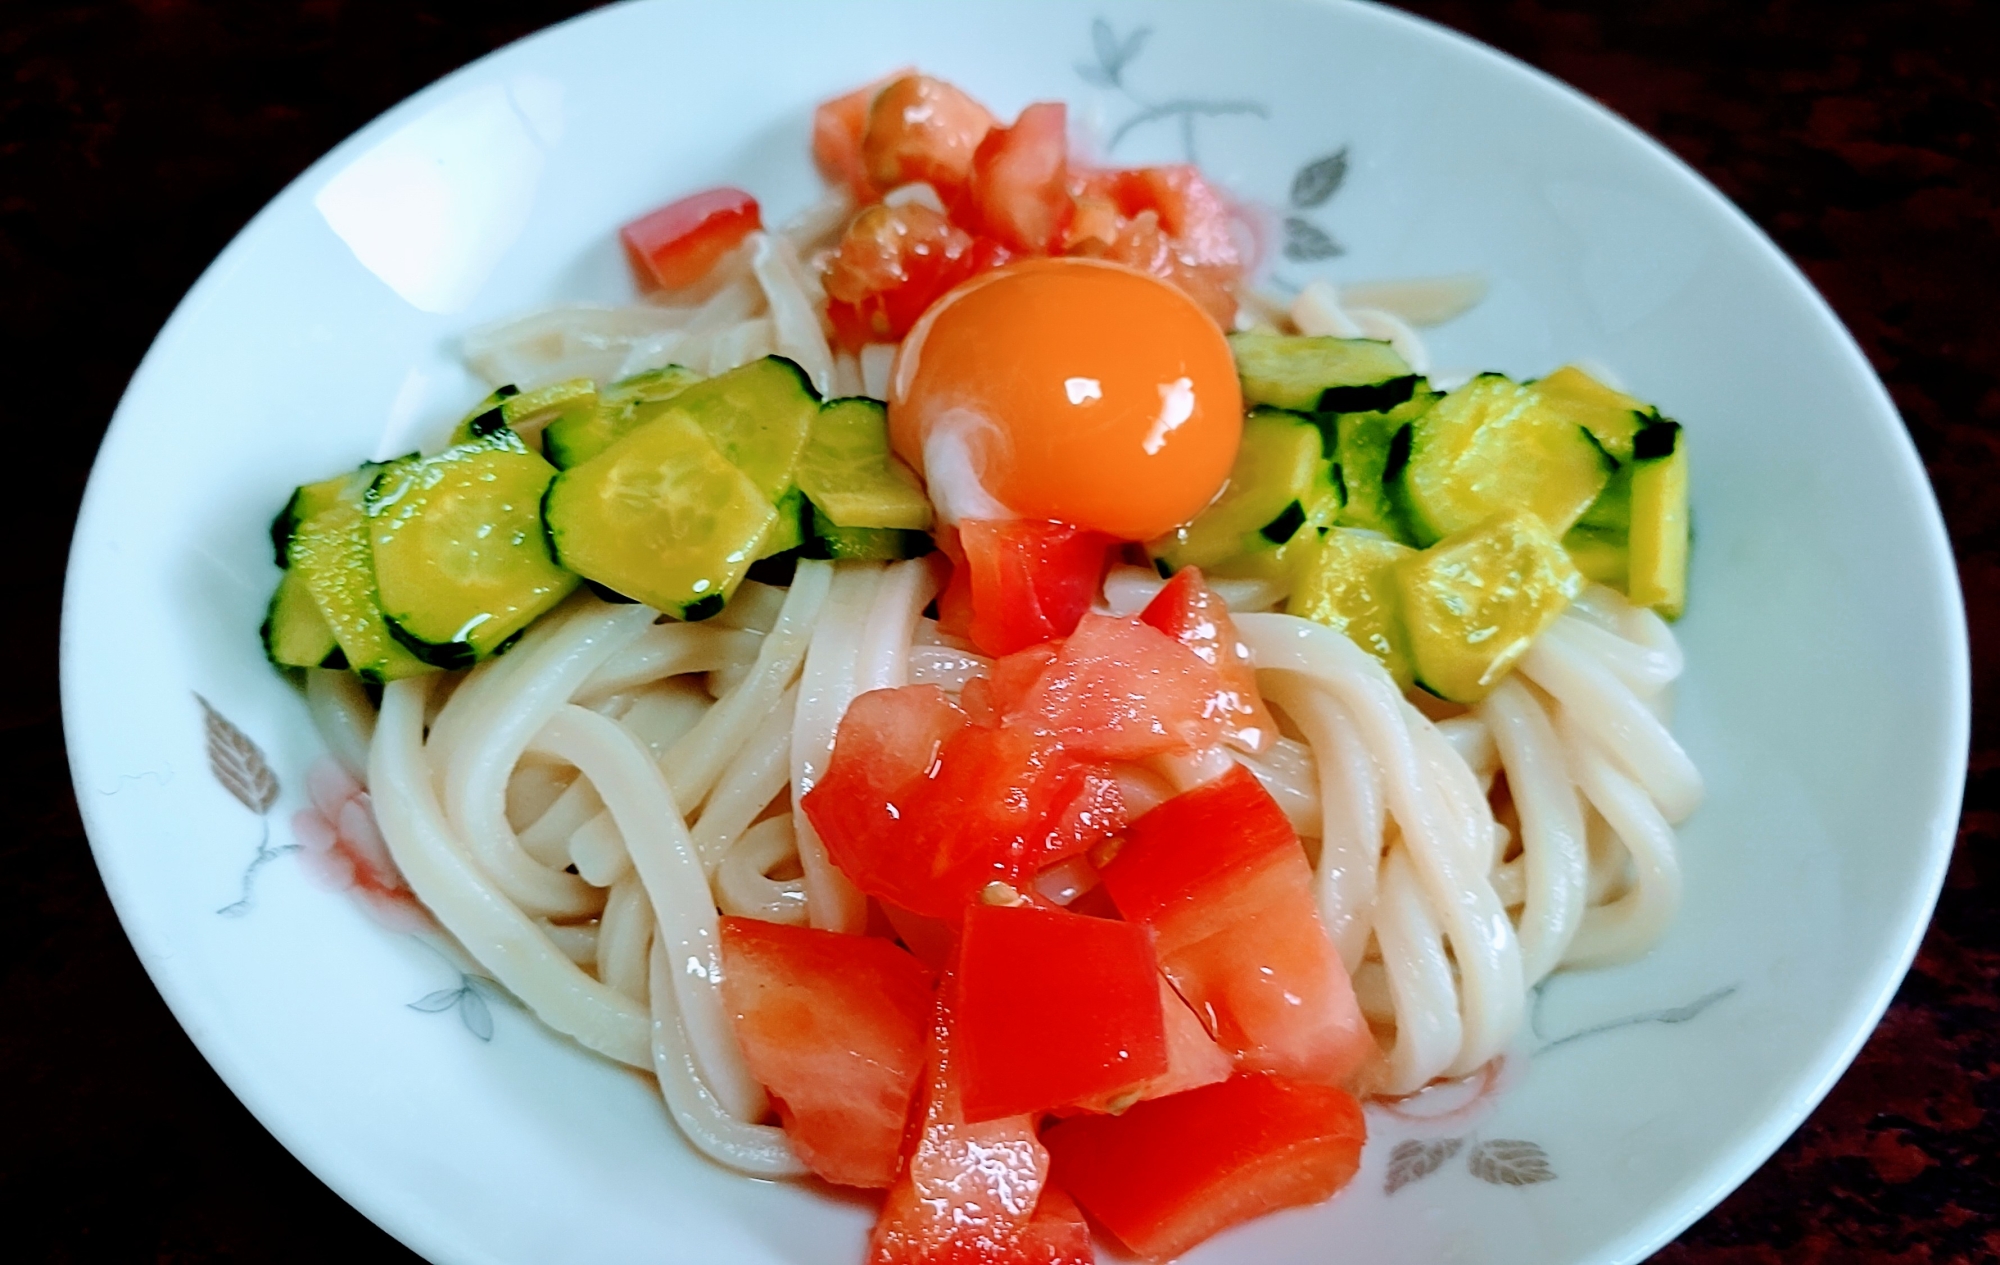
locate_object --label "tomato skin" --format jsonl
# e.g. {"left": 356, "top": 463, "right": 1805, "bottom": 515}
{"left": 1043, "top": 1073, "right": 1367, "bottom": 1261}
{"left": 1012, "top": 1184, "right": 1094, "bottom": 1265}
{"left": 956, "top": 902, "right": 1168, "bottom": 1122}
{"left": 619, "top": 187, "right": 762, "bottom": 293}
{"left": 967, "top": 102, "right": 1072, "bottom": 255}
{"left": 1099, "top": 765, "right": 1373, "bottom": 1087}
{"left": 804, "top": 687, "right": 1126, "bottom": 920}
{"left": 824, "top": 203, "right": 1015, "bottom": 348}
{"left": 1000, "top": 613, "right": 1229, "bottom": 761}
{"left": 813, "top": 70, "right": 911, "bottom": 200}
{"left": 1062, "top": 164, "right": 1244, "bottom": 327}
{"left": 863, "top": 74, "right": 998, "bottom": 205}
{"left": 718, "top": 917, "right": 934, "bottom": 1188}
{"left": 940, "top": 519, "right": 1116, "bottom": 657}
{"left": 1140, "top": 567, "right": 1278, "bottom": 753}
{"left": 869, "top": 977, "right": 1058, "bottom": 1265}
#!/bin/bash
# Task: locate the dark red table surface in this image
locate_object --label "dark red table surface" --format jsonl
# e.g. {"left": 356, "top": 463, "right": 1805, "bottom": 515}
{"left": 5, "top": 2, "right": 1995, "bottom": 1260}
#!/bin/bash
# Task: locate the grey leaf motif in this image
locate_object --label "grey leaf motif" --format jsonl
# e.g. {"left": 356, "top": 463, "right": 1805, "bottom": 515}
{"left": 1385, "top": 1137, "right": 1465, "bottom": 1194}
{"left": 1468, "top": 1139, "right": 1556, "bottom": 1186}
{"left": 1283, "top": 216, "right": 1344, "bottom": 261}
{"left": 458, "top": 988, "right": 495, "bottom": 1041}
{"left": 1092, "top": 16, "right": 1119, "bottom": 67}
{"left": 1116, "top": 27, "right": 1151, "bottom": 70}
{"left": 1291, "top": 148, "right": 1350, "bottom": 208}
{"left": 463, "top": 974, "right": 512, "bottom": 1005}
{"left": 196, "top": 694, "right": 278, "bottom": 814}
{"left": 409, "top": 988, "right": 464, "bottom": 1014}
{"left": 1076, "top": 62, "right": 1116, "bottom": 88}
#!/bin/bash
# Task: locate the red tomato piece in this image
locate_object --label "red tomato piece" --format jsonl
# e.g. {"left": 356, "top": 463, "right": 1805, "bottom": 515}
{"left": 1043, "top": 1073, "right": 1367, "bottom": 1261}
{"left": 862, "top": 74, "right": 997, "bottom": 205}
{"left": 1061, "top": 164, "right": 1245, "bottom": 327}
{"left": 967, "top": 102, "right": 1072, "bottom": 255}
{"left": 619, "top": 187, "right": 762, "bottom": 293}
{"left": 869, "top": 980, "right": 1057, "bottom": 1265}
{"left": 812, "top": 69, "right": 912, "bottom": 200}
{"left": 1099, "top": 765, "right": 1372, "bottom": 1087}
{"left": 880, "top": 900, "right": 958, "bottom": 974}
{"left": 942, "top": 519, "right": 1115, "bottom": 657}
{"left": 1140, "top": 567, "right": 1279, "bottom": 753}
{"left": 960, "top": 642, "right": 1059, "bottom": 726}
{"left": 804, "top": 688, "right": 1125, "bottom": 920}
{"left": 1147, "top": 976, "right": 1236, "bottom": 1101}
{"left": 956, "top": 902, "right": 1167, "bottom": 1122}
{"left": 1014, "top": 1185, "right": 1094, "bottom": 1265}
{"left": 718, "top": 917, "right": 934, "bottom": 1188}
{"left": 1001, "top": 613, "right": 1228, "bottom": 761}
{"left": 823, "top": 202, "right": 1013, "bottom": 348}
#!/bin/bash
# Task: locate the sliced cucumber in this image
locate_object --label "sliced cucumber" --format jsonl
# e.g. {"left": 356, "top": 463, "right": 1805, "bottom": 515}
{"left": 544, "top": 365, "right": 702, "bottom": 469}
{"left": 1290, "top": 528, "right": 1416, "bottom": 688}
{"left": 446, "top": 385, "right": 522, "bottom": 447}
{"left": 497, "top": 377, "right": 598, "bottom": 446}
{"left": 1228, "top": 331, "right": 1419, "bottom": 413}
{"left": 667, "top": 356, "right": 820, "bottom": 505}
{"left": 1396, "top": 509, "right": 1583, "bottom": 703}
{"left": 543, "top": 412, "right": 777, "bottom": 619}
{"left": 1330, "top": 391, "right": 1437, "bottom": 543}
{"left": 1562, "top": 524, "right": 1629, "bottom": 590}
{"left": 288, "top": 468, "right": 435, "bottom": 684}
{"left": 763, "top": 485, "right": 808, "bottom": 558}
{"left": 1626, "top": 421, "right": 1688, "bottom": 618}
{"left": 261, "top": 566, "right": 343, "bottom": 669}
{"left": 1531, "top": 365, "right": 1655, "bottom": 465}
{"left": 803, "top": 500, "right": 932, "bottom": 562}
{"left": 1394, "top": 373, "right": 1611, "bottom": 546}
{"left": 366, "top": 429, "right": 578, "bottom": 668}
{"left": 270, "top": 472, "right": 357, "bottom": 569}
{"left": 797, "top": 397, "right": 932, "bottom": 531}
{"left": 1150, "top": 407, "right": 1341, "bottom": 573}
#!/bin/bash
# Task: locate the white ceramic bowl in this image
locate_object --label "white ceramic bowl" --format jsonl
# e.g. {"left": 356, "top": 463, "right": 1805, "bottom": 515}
{"left": 62, "top": 2, "right": 1969, "bottom": 1262}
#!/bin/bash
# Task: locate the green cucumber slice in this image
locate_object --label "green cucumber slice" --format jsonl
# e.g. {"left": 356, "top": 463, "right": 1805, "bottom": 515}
{"left": 803, "top": 500, "right": 932, "bottom": 561}
{"left": 1394, "top": 373, "right": 1611, "bottom": 545}
{"left": 1396, "top": 509, "right": 1583, "bottom": 703}
{"left": 366, "top": 429, "right": 578, "bottom": 668}
{"left": 288, "top": 468, "right": 435, "bottom": 684}
{"left": 668, "top": 356, "right": 820, "bottom": 505}
{"left": 1228, "top": 331, "right": 1418, "bottom": 413}
{"left": 1290, "top": 528, "right": 1416, "bottom": 688}
{"left": 797, "top": 397, "right": 932, "bottom": 531}
{"left": 544, "top": 365, "right": 702, "bottom": 469}
{"left": 543, "top": 411, "right": 777, "bottom": 619}
{"left": 1330, "top": 391, "right": 1437, "bottom": 543}
{"left": 1626, "top": 421, "right": 1688, "bottom": 617}
{"left": 1150, "top": 407, "right": 1341, "bottom": 573}
{"left": 261, "top": 566, "right": 343, "bottom": 669}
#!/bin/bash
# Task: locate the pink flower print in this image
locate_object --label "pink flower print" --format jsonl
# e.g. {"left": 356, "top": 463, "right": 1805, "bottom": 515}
{"left": 292, "top": 758, "right": 431, "bottom": 932}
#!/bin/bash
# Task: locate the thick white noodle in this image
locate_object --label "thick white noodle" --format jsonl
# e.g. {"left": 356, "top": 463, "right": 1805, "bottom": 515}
{"left": 462, "top": 303, "right": 694, "bottom": 389}
{"left": 1477, "top": 677, "right": 1588, "bottom": 984}
{"left": 1336, "top": 274, "right": 1489, "bottom": 327}
{"left": 1099, "top": 563, "right": 1285, "bottom": 617}
{"left": 540, "top": 920, "right": 599, "bottom": 965}
{"left": 714, "top": 581, "right": 787, "bottom": 632}
{"left": 526, "top": 705, "right": 766, "bottom": 1126}
{"left": 1258, "top": 677, "right": 1383, "bottom": 969}
{"left": 752, "top": 232, "right": 835, "bottom": 395}
{"left": 568, "top": 812, "right": 631, "bottom": 888}
{"left": 1231, "top": 734, "right": 1320, "bottom": 838}
{"left": 790, "top": 564, "right": 887, "bottom": 934}
{"left": 1237, "top": 614, "right": 1523, "bottom": 1084}
{"left": 717, "top": 815, "right": 810, "bottom": 926}
{"left": 516, "top": 777, "right": 605, "bottom": 869}
{"left": 370, "top": 676, "right": 652, "bottom": 1068}
{"left": 597, "top": 874, "right": 654, "bottom": 1003}
{"left": 647, "top": 937, "right": 808, "bottom": 1177}
{"left": 660, "top": 562, "right": 830, "bottom": 814}
{"left": 578, "top": 623, "right": 764, "bottom": 701}
{"left": 860, "top": 343, "right": 898, "bottom": 400}
{"left": 1368, "top": 848, "right": 1461, "bottom": 1093}
{"left": 832, "top": 351, "right": 864, "bottom": 397}
{"left": 613, "top": 678, "right": 713, "bottom": 758}
{"left": 305, "top": 668, "right": 375, "bottom": 781}
{"left": 690, "top": 684, "right": 799, "bottom": 873}
{"left": 1556, "top": 709, "right": 1685, "bottom": 967}
{"left": 440, "top": 601, "right": 657, "bottom": 918}
{"left": 908, "top": 643, "right": 991, "bottom": 692}
{"left": 1521, "top": 619, "right": 1704, "bottom": 823}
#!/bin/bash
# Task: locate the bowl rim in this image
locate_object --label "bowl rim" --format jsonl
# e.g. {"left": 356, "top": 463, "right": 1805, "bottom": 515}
{"left": 60, "top": 1, "right": 1972, "bottom": 1262}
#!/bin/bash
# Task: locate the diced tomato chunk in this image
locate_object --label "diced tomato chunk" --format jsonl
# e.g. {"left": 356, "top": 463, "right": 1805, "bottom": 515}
{"left": 961, "top": 641, "right": 1060, "bottom": 726}
{"left": 812, "top": 70, "right": 911, "bottom": 200}
{"left": 1014, "top": 1185, "right": 1094, "bottom": 1265}
{"left": 805, "top": 687, "right": 1125, "bottom": 920}
{"left": 1147, "top": 976, "right": 1236, "bottom": 1101}
{"left": 1140, "top": 567, "right": 1278, "bottom": 753}
{"left": 863, "top": 74, "right": 998, "bottom": 205}
{"left": 939, "top": 519, "right": 1115, "bottom": 657}
{"left": 957, "top": 902, "right": 1167, "bottom": 1122}
{"left": 880, "top": 900, "right": 958, "bottom": 974}
{"left": 619, "top": 187, "right": 762, "bottom": 293}
{"left": 823, "top": 202, "right": 1013, "bottom": 348}
{"left": 1062, "top": 164, "right": 1244, "bottom": 327}
{"left": 967, "top": 102, "right": 1071, "bottom": 254}
{"left": 1000, "top": 613, "right": 1229, "bottom": 761}
{"left": 869, "top": 980, "right": 1057, "bottom": 1265}
{"left": 1099, "top": 766, "right": 1372, "bottom": 1087}
{"left": 1043, "top": 1073, "right": 1367, "bottom": 1261}
{"left": 718, "top": 917, "right": 933, "bottom": 1188}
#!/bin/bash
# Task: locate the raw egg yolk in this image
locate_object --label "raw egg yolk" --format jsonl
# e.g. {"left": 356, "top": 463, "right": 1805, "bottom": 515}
{"left": 889, "top": 257, "right": 1241, "bottom": 542}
